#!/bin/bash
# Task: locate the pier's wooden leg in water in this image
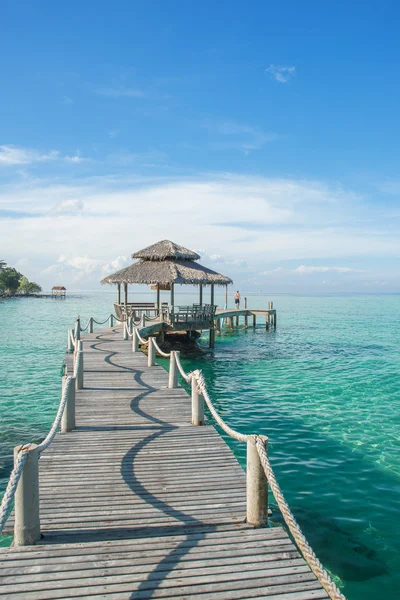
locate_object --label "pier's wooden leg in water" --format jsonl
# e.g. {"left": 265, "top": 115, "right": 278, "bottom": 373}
{"left": 209, "top": 327, "right": 215, "bottom": 348}
{"left": 253, "top": 314, "right": 256, "bottom": 328}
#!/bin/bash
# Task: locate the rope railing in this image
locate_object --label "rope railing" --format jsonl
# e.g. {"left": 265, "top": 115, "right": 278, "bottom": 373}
{"left": 0, "top": 375, "right": 76, "bottom": 540}
{"left": 193, "top": 370, "right": 248, "bottom": 443}
{"left": 255, "top": 437, "right": 346, "bottom": 600}
{"left": 0, "top": 449, "right": 28, "bottom": 536}
{"left": 125, "top": 326, "right": 346, "bottom": 600}
{"left": 36, "top": 377, "right": 74, "bottom": 453}
{"left": 174, "top": 351, "right": 191, "bottom": 382}
{"left": 152, "top": 338, "right": 171, "bottom": 358}
{"left": 2, "top": 315, "right": 346, "bottom": 598}
{"left": 135, "top": 328, "right": 150, "bottom": 346}
{"left": 79, "top": 319, "right": 91, "bottom": 332}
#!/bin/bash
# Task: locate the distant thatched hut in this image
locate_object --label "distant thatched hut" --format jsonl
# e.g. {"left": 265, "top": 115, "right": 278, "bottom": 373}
{"left": 52, "top": 286, "right": 66, "bottom": 298}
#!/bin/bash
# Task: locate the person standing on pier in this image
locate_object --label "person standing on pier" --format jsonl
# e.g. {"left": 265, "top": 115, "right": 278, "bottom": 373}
{"left": 234, "top": 290, "right": 240, "bottom": 308}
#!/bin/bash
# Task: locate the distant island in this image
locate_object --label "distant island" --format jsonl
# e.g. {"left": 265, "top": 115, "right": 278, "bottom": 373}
{"left": 0, "top": 259, "right": 42, "bottom": 297}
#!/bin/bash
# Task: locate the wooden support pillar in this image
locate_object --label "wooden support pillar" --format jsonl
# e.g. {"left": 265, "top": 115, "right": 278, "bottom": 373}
{"left": 132, "top": 329, "right": 139, "bottom": 352}
{"left": 156, "top": 284, "right": 161, "bottom": 315}
{"left": 13, "top": 444, "right": 40, "bottom": 546}
{"left": 159, "top": 330, "right": 165, "bottom": 343}
{"left": 191, "top": 377, "right": 204, "bottom": 425}
{"left": 225, "top": 284, "right": 228, "bottom": 308}
{"left": 209, "top": 284, "right": 215, "bottom": 348}
{"left": 216, "top": 319, "right": 221, "bottom": 335}
{"left": 274, "top": 312, "right": 277, "bottom": 329}
{"left": 246, "top": 436, "right": 268, "bottom": 527}
{"left": 148, "top": 337, "right": 155, "bottom": 367}
{"left": 117, "top": 283, "right": 121, "bottom": 305}
{"left": 168, "top": 351, "right": 179, "bottom": 389}
{"left": 124, "top": 283, "right": 128, "bottom": 306}
{"left": 266, "top": 314, "right": 269, "bottom": 330}
{"left": 236, "top": 315, "right": 239, "bottom": 327}
{"left": 253, "top": 314, "right": 256, "bottom": 328}
{"left": 61, "top": 375, "right": 76, "bottom": 433}
{"left": 170, "top": 283, "right": 175, "bottom": 309}
{"left": 199, "top": 284, "right": 203, "bottom": 306}
{"left": 75, "top": 341, "right": 84, "bottom": 390}
{"left": 209, "top": 327, "right": 215, "bottom": 348}
{"left": 244, "top": 297, "right": 248, "bottom": 328}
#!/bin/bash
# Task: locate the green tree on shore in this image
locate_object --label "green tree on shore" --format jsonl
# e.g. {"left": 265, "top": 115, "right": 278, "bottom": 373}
{"left": 0, "top": 260, "right": 6, "bottom": 271}
{"left": 18, "top": 276, "right": 42, "bottom": 295}
{"left": 0, "top": 267, "right": 22, "bottom": 295}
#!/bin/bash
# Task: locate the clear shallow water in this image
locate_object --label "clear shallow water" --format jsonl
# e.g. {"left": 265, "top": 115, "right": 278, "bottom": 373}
{"left": 0, "top": 292, "right": 399, "bottom": 600}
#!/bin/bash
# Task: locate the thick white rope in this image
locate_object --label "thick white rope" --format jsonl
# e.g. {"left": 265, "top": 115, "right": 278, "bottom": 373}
{"left": 255, "top": 438, "right": 346, "bottom": 600}
{"left": 135, "top": 328, "right": 150, "bottom": 346}
{"left": 69, "top": 329, "right": 77, "bottom": 349}
{"left": 124, "top": 322, "right": 133, "bottom": 338}
{"left": 92, "top": 315, "right": 112, "bottom": 325}
{"left": 36, "top": 376, "right": 73, "bottom": 453}
{"left": 193, "top": 370, "right": 248, "bottom": 442}
{"left": 0, "top": 449, "right": 28, "bottom": 535}
{"left": 79, "top": 319, "right": 91, "bottom": 332}
{"left": 174, "top": 352, "right": 191, "bottom": 382}
{"left": 152, "top": 338, "right": 171, "bottom": 358}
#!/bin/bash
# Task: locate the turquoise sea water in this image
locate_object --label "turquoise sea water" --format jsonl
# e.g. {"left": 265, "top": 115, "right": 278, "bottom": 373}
{"left": 1, "top": 292, "right": 399, "bottom": 600}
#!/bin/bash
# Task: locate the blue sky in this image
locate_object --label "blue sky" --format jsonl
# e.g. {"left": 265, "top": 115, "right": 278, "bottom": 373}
{"left": 1, "top": 0, "right": 400, "bottom": 292}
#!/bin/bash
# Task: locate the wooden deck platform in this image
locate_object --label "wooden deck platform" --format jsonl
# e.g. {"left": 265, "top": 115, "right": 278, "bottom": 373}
{"left": 0, "top": 327, "right": 327, "bottom": 599}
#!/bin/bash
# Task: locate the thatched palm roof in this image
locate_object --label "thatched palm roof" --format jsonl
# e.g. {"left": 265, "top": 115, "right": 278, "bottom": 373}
{"left": 102, "top": 259, "right": 232, "bottom": 286}
{"left": 132, "top": 240, "right": 200, "bottom": 261}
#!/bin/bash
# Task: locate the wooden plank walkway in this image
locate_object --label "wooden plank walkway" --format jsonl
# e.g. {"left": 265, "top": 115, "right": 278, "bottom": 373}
{"left": 0, "top": 327, "right": 328, "bottom": 599}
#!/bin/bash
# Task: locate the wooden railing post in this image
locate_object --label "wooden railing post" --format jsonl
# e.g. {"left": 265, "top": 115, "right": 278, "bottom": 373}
{"left": 148, "top": 337, "right": 155, "bottom": 367}
{"left": 123, "top": 322, "right": 128, "bottom": 340}
{"left": 191, "top": 377, "right": 204, "bottom": 425}
{"left": 141, "top": 314, "right": 146, "bottom": 328}
{"left": 89, "top": 317, "right": 94, "bottom": 334}
{"left": 246, "top": 435, "right": 268, "bottom": 527}
{"left": 74, "top": 319, "right": 80, "bottom": 341}
{"left": 61, "top": 375, "right": 76, "bottom": 432}
{"left": 132, "top": 328, "right": 139, "bottom": 352}
{"left": 168, "top": 351, "right": 179, "bottom": 388}
{"left": 75, "top": 341, "right": 83, "bottom": 390}
{"left": 109, "top": 314, "right": 114, "bottom": 328}
{"left": 13, "top": 444, "right": 40, "bottom": 546}
{"left": 67, "top": 329, "right": 74, "bottom": 353}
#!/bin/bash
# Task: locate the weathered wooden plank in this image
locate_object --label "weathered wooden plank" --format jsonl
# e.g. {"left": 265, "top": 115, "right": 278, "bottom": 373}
{"left": 0, "top": 325, "right": 327, "bottom": 600}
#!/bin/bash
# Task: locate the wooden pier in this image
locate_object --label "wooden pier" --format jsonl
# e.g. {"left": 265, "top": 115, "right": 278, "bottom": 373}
{"left": 0, "top": 325, "right": 333, "bottom": 600}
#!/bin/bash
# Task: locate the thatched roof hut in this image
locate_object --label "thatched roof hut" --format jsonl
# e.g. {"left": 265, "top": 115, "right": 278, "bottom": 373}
{"left": 131, "top": 240, "right": 200, "bottom": 262}
{"left": 101, "top": 239, "right": 232, "bottom": 308}
{"left": 101, "top": 240, "right": 232, "bottom": 287}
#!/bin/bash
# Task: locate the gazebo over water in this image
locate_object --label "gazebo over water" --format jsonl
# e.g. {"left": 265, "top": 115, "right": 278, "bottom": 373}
{"left": 101, "top": 240, "right": 232, "bottom": 318}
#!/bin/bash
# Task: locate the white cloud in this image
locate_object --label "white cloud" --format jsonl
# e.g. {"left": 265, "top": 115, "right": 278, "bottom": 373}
{"left": 295, "top": 265, "right": 363, "bottom": 274}
{"left": 203, "top": 119, "right": 280, "bottom": 152}
{"left": 0, "top": 145, "right": 59, "bottom": 166}
{"left": 1, "top": 172, "right": 399, "bottom": 290}
{"left": 0, "top": 145, "right": 87, "bottom": 167}
{"left": 95, "top": 87, "right": 145, "bottom": 98}
{"left": 266, "top": 64, "right": 296, "bottom": 83}
{"left": 49, "top": 199, "right": 84, "bottom": 216}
